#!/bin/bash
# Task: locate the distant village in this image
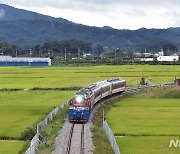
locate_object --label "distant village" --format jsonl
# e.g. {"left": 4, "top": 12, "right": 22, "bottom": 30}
{"left": 83, "top": 48, "right": 179, "bottom": 62}
{"left": 0, "top": 47, "right": 179, "bottom": 67}
{"left": 133, "top": 49, "right": 179, "bottom": 62}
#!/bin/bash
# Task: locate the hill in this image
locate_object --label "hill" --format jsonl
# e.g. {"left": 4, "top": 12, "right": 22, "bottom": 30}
{"left": 0, "top": 4, "right": 70, "bottom": 24}
{"left": 0, "top": 4, "right": 180, "bottom": 51}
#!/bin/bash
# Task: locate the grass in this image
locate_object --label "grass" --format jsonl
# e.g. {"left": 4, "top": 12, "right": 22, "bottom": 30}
{"left": 106, "top": 88, "right": 180, "bottom": 154}
{"left": 106, "top": 98, "right": 180, "bottom": 136}
{"left": 0, "top": 140, "right": 26, "bottom": 154}
{"left": 131, "top": 87, "right": 180, "bottom": 99}
{"left": 0, "top": 90, "right": 75, "bottom": 138}
{"left": 0, "top": 65, "right": 179, "bottom": 153}
{"left": 37, "top": 107, "right": 68, "bottom": 154}
{"left": 0, "top": 65, "right": 179, "bottom": 88}
{"left": 91, "top": 98, "right": 125, "bottom": 154}
{"left": 116, "top": 136, "right": 180, "bottom": 154}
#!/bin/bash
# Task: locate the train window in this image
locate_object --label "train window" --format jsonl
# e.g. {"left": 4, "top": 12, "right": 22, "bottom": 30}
{"left": 112, "top": 82, "right": 126, "bottom": 89}
{"left": 94, "top": 90, "right": 101, "bottom": 98}
{"left": 112, "top": 83, "right": 121, "bottom": 89}
{"left": 102, "top": 86, "right": 110, "bottom": 93}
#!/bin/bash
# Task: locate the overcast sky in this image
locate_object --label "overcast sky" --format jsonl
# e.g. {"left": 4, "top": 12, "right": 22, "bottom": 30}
{"left": 1, "top": 0, "right": 180, "bottom": 30}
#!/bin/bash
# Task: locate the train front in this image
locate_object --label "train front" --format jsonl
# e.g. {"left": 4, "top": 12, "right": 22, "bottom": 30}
{"left": 68, "top": 95, "right": 90, "bottom": 122}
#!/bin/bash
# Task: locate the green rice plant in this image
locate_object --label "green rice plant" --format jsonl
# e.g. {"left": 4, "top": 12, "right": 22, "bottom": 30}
{"left": 116, "top": 136, "right": 180, "bottom": 154}
{"left": 0, "top": 90, "right": 75, "bottom": 138}
{"left": 0, "top": 65, "right": 179, "bottom": 88}
{"left": 0, "top": 140, "right": 26, "bottom": 154}
{"left": 106, "top": 98, "right": 180, "bottom": 136}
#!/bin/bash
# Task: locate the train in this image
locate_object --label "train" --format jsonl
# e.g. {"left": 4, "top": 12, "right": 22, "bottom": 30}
{"left": 68, "top": 78, "right": 126, "bottom": 122}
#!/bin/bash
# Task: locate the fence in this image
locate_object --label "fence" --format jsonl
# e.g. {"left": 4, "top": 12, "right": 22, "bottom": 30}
{"left": 103, "top": 119, "right": 120, "bottom": 154}
{"left": 26, "top": 82, "right": 174, "bottom": 154}
{"left": 25, "top": 102, "right": 68, "bottom": 154}
{"left": 102, "top": 82, "right": 173, "bottom": 154}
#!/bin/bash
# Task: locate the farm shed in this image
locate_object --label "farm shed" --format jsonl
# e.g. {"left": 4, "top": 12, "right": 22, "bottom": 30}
{"left": 0, "top": 56, "right": 51, "bottom": 66}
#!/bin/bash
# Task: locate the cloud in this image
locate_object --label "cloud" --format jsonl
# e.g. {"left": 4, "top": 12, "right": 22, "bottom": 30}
{"left": 1, "top": 0, "right": 180, "bottom": 29}
{"left": 0, "top": 8, "right": 5, "bottom": 19}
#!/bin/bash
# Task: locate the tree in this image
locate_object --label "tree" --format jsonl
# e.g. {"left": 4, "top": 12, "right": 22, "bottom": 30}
{"left": 94, "top": 44, "right": 104, "bottom": 56}
{"left": 0, "top": 41, "right": 16, "bottom": 56}
{"left": 41, "top": 40, "right": 92, "bottom": 55}
{"left": 163, "top": 43, "right": 177, "bottom": 56}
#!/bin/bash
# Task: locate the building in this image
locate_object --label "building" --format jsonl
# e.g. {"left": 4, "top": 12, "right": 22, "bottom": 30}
{"left": 0, "top": 56, "right": 51, "bottom": 66}
{"left": 157, "top": 56, "right": 179, "bottom": 62}
{"left": 158, "top": 49, "right": 164, "bottom": 56}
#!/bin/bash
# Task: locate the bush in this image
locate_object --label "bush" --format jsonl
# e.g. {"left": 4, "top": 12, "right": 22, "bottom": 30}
{"left": 19, "top": 126, "right": 36, "bottom": 140}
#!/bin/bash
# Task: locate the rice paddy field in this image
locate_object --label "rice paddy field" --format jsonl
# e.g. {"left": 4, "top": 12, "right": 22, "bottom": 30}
{"left": 0, "top": 90, "right": 74, "bottom": 153}
{"left": 0, "top": 65, "right": 179, "bottom": 88}
{"left": 116, "top": 136, "right": 180, "bottom": 154}
{"left": 0, "top": 140, "right": 25, "bottom": 154}
{"left": 0, "top": 65, "right": 179, "bottom": 153}
{"left": 106, "top": 89, "right": 180, "bottom": 154}
{"left": 0, "top": 90, "right": 75, "bottom": 139}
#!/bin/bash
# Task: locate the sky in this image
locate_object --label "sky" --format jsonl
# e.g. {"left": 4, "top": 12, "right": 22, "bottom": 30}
{"left": 1, "top": 0, "right": 180, "bottom": 30}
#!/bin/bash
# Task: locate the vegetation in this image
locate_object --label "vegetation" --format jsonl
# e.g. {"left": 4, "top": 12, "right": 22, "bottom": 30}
{"left": 0, "top": 65, "right": 179, "bottom": 89}
{"left": 106, "top": 98, "right": 180, "bottom": 136}
{"left": 37, "top": 107, "right": 68, "bottom": 154}
{"left": 0, "top": 41, "right": 16, "bottom": 55}
{"left": 1, "top": 4, "right": 180, "bottom": 51}
{"left": 106, "top": 87, "right": 180, "bottom": 154}
{"left": 91, "top": 99, "right": 121, "bottom": 154}
{"left": 116, "top": 136, "right": 180, "bottom": 154}
{"left": 0, "top": 90, "right": 75, "bottom": 139}
{"left": 0, "top": 65, "right": 179, "bottom": 153}
{"left": 0, "top": 140, "right": 26, "bottom": 154}
{"left": 40, "top": 40, "right": 92, "bottom": 55}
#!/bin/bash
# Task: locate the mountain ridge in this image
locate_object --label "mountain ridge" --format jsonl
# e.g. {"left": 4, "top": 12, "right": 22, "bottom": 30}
{"left": 0, "top": 4, "right": 71, "bottom": 24}
{"left": 0, "top": 4, "right": 180, "bottom": 51}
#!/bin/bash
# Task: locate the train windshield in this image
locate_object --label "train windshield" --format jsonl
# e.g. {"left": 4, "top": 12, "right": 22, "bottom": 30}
{"left": 74, "top": 95, "right": 84, "bottom": 104}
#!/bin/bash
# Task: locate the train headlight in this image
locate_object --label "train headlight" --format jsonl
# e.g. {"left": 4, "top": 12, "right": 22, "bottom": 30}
{"left": 75, "top": 95, "right": 84, "bottom": 104}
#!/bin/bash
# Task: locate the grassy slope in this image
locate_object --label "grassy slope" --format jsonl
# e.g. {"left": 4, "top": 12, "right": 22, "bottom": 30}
{"left": 0, "top": 65, "right": 179, "bottom": 88}
{"left": 0, "top": 140, "right": 25, "bottom": 154}
{"left": 0, "top": 90, "right": 75, "bottom": 138}
{"left": 106, "top": 88, "right": 180, "bottom": 154}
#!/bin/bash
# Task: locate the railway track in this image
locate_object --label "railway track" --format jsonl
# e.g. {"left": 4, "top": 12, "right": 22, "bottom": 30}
{"left": 52, "top": 82, "right": 173, "bottom": 154}
{"left": 66, "top": 124, "right": 85, "bottom": 154}
{"left": 66, "top": 123, "right": 74, "bottom": 154}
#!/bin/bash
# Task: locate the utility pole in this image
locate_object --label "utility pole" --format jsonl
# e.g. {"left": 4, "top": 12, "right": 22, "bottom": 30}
{"left": 29, "top": 49, "right": 32, "bottom": 58}
{"left": 145, "top": 47, "right": 147, "bottom": 53}
{"left": 115, "top": 48, "right": 119, "bottom": 60}
{"left": 64, "top": 48, "right": 67, "bottom": 61}
{"left": 60, "top": 51, "right": 63, "bottom": 60}
{"left": 48, "top": 48, "right": 50, "bottom": 58}
{"left": 78, "top": 47, "right": 80, "bottom": 59}
{"left": 16, "top": 49, "right": 18, "bottom": 57}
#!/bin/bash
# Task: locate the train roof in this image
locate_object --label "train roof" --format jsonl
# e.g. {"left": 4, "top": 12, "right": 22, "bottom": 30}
{"left": 76, "top": 78, "right": 125, "bottom": 98}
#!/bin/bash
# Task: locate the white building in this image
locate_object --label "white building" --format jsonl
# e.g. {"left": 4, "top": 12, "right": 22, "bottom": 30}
{"left": 157, "top": 56, "right": 179, "bottom": 62}
{"left": 0, "top": 56, "right": 51, "bottom": 66}
{"left": 141, "top": 58, "right": 154, "bottom": 61}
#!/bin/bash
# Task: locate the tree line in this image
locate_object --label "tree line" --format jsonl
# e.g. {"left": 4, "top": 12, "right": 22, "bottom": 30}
{"left": 0, "top": 40, "right": 178, "bottom": 58}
